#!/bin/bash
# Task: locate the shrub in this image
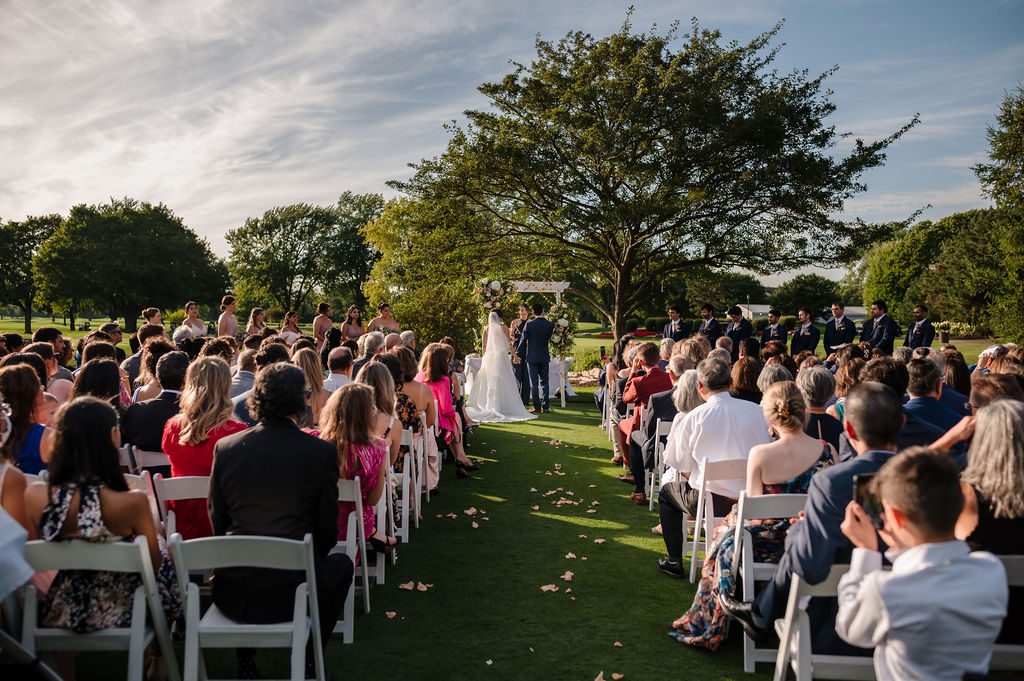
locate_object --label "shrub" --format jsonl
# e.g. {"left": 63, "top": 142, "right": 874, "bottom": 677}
{"left": 626, "top": 318, "right": 641, "bottom": 332}
{"left": 779, "top": 315, "right": 797, "bottom": 331}
{"left": 644, "top": 317, "right": 659, "bottom": 331}
{"left": 571, "top": 349, "right": 604, "bottom": 372}
{"left": 753, "top": 318, "right": 769, "bottom": 331}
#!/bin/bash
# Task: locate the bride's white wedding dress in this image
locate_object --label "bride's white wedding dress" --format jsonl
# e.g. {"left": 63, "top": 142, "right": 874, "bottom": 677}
{"left": 466, "top": 312, "right": 537, "bottom": 423}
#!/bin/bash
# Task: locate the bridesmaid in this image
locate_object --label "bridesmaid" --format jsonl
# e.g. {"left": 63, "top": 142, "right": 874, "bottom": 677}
{"left": 313, "top": 303, "right": 334, "bottom": 353}
{"left": 217, "top": 296, "right": 239, "bottom": 338}
{"left": 245, "top": 307, "right": 267, "bottom": 337}
{"left": 340, "top": 305, "right": 364, "bottom": 341}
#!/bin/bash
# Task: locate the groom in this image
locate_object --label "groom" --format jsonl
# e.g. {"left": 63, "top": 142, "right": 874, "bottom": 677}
{"left": 516, "top": 303, "right": 555, "bottom": 414}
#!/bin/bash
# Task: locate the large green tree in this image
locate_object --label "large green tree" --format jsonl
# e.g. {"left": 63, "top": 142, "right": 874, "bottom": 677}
{"left": 34, "top": 199, "right": 227, "bottom": 331}
{"left": 326, "top": 192, "right": 386, "bottom": 306}
{"left": 0, "top": 214, "right": 61, "bottom": 333}
{"left": 682, "top": 270, "right": 766, "bottom": 316}
{"left": 394, "top": 16, "right": 916, "bottom": 336}
{"left": 770, "top": 273, "right": 840, "bottom": 320}
{"left": 861, "top": 218, "right": 951, "bottom": 322}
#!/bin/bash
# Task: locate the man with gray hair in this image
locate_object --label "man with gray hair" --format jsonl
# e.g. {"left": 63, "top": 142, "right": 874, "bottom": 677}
{"left": 656, "top": 357, "right": 771, "bottom": 578}
{"left": 352, "top": 331, "right": 385, "bottom": 380}
{"left": 399, "top": 330, "right": 416, "bottom": 350}
{"left": 715, "top": 336, "right": 733, "bottom": 361}
{"left": 384, "top": 333, "right": 402, "bottom": 350}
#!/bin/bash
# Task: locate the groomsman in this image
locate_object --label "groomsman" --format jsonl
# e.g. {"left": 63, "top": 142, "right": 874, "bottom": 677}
{"left": 904, "top": 304, "right": 936, "bottom": 349}
{"left": 790, "top": 306, "right": 820, "bottom": 355}
{"left": 760, "top": 309, "right": 788, "bottom": 348}
{"left": 662, "top": 305, "right": 692, "bottom": 342}
{"left": 697, "top": 304, "right": 721, "bottom": 344}
{"left": 724, "top": 306, "right": 753, "bottom": 361}
{"left": 825, "top": 301, "right": 857, "bottom": 352}
{"left": 866, "top": 300, "right": 899, "bottom": 354}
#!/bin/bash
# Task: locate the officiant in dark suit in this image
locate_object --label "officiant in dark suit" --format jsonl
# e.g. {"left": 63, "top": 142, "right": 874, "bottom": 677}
{"left": 903, "top": 304, "right": 936, "bottom": 349}
{"left": 697, "top": 304, "right": 721, "bottom": 343}
{"left": 824, "top": 302, "right": 857, "bottom": 352}
{"left": 515, "top": 303, "right": 555, "bottom": 413}
{"left": 725, "top": 306, "right": 753, "bottom": 362}
{"left": 662, "top": 305, "right": 691, "bottom": 342}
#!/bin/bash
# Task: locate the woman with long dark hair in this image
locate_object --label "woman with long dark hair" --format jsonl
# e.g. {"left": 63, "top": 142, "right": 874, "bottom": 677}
{"left": 320, "top": 327, "right": 343, "bottom": 370}
{"left": 0, "top": 364, "right": 51, "bottom": 474}
{"left": 414, "top": 344, "right": 477, "bottom": 477}
{"left": 340, "top": 305, "right": 364, "bottom": 341}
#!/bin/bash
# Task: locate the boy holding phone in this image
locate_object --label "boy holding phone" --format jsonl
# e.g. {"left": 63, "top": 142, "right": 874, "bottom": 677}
{"left": 839, "top": 448, "right": 1008, "bottom": 680}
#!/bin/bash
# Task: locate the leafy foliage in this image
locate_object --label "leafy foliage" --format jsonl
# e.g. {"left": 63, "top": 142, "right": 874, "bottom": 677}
{"left": 862, "top": 218, "right": 953, "bottom": 321}
{"left": 0, "top": 214, "right": 61, "bottom": 332}
{"left": 770, "top": 273, "right": 839, "bottom": 320}
{"left": 682, "top": 270, "right": 766, "bottom": 315}
{"left": 974, "top": 86, "right": 1024, "bottom": 210}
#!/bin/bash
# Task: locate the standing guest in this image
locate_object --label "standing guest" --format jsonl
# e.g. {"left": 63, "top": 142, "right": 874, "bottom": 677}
{"left": 760, "top": 309, "right": 787, "bottom": 348}
{"left": 0, "top": 387, "right": 31, "bottom": 532}
{"left": 245, "top": 307, "right": 267, "bottom": 337}
{"left": 730, "top": 356, "right": 763, "bottom": 404}
{"left": 903, "top": 304, "right": 935, "bottom": 349}
{"left": 864, "top": 300, "right": 898, "bottom": 355}
{"left": 352, "top": 331, "right": 385, "bottom": 380}
{"left": 797, "top": 366, "right": 843, "bottom": 452}
{"left": 31, "top": 328, "right": 73, "bottom": 382}
{"left": 120, "top": 323, "right": 166, "bottom": 389}
{"left": 697, "top": 304, "right": 721, "bottom": 344}
{"left": 162, "top": 357, "right": 246, "bottom": 540}
{"left": 357, "top": 362, "right": 401, "bottom": 466}
{"left": 217, "top": 295, "right": 239, "bottom": 338}
{"left": 123, "top": 351, "right": 188, "bottom": 453}
{"left": 279, "top": 311, "right": 303, "bottom": 346}
{"left": 837, "top": 448, "right": 1007, "bottom": 679}
{"left": 618, "top": 342, "right": 674, "bottom": 480}
{"left": 319, "top": 383, "right": 397, "bottom": 553}
{"left": 367, "top": 302, "right": 401, "bottom": 334}
{"left": 293, "top": 348, "right": 328, "bottom": 427}
{"left": 415, "top": 343, "right": 477, "bottom": 476}
{"left": 340, "top": 305, "right": 364, "bottom": 341}
{"left": 827, "top": 358, "right": 866, "bottom": 424}
{"left": 181, "top": 301, "right": 206, "bottom": 337}
{"left": 23, "top": 342, "right": 73, "bottom": 405}
{"left": 663, "top": 305, "right": 692, "bottom": 342}
{"left": 319, "top": 327, "right": 343, "bottom": 370}
{"left": 230, "top": 349, "right": 257, "bottom": 398}
{"left": 824, "top": 302, "right": 856, "bottom": 352}
{"left": 724, "top": 306, "right": 752, "bottom": 362}
{"left": 142, "top": 307, "right": 163, "bottom": 326}
{"left": 790, "top": 306, "right": 820, "bottom": 356}
{"left": 232, "top": 343, "right": 291, "bottom": 427}
{"left": 399, "top": 330, "right": 416, "bottom": 352}
{"left": 656, "top": 358, "right": 771, "bottom": 579}
{"left": 0, "top": 365, "right": 51, "bottom": 475}
{"left": 132, "top": 337, "right": 178, "bottom": 403}
{"left": 312, "top": 303, "right": 333, "bottom": 353}
{"left": 209, "top": 364, "right": 352, "bottom": 679}
{"left": 323, "top": 347, "right": 354, "bottom": 393}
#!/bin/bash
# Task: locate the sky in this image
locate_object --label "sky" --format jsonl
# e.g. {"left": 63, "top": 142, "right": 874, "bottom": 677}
{"left": 1, "top": 0, "right": 1022, "bottom": 284}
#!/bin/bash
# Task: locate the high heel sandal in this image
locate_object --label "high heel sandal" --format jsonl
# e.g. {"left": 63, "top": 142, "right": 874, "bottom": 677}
{"left": 455, "top": 458, "right": 480, "bottom": 472}
{"left": 369, "top": 534, "right": 399, "bottom": 553}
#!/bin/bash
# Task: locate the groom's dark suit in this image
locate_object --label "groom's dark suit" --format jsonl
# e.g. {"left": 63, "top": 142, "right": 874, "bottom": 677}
{"left": 516, "top": 315, "right": 555, "bottom": 410}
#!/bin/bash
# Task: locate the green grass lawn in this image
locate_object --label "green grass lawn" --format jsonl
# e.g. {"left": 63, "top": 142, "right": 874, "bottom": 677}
{"left": 76, "top": 389, "right": 764, "bottom": 681}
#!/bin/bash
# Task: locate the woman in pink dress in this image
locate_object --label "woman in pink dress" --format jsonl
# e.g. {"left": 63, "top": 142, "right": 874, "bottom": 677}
{"left": 414, "top": 343, "right": 478, "bottom": 477}
{"left": 312, "top": 303, "right": 333, "bottom": 353}
{"left": 340, "top": 305, "right": 364, "bottom": 341}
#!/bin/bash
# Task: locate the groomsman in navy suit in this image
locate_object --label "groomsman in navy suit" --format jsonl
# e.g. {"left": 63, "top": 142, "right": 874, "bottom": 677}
{"left": 724, "top": 306, "right": 753, "bottom": 361}
{"left": 697, "top": 304, "right": 721, "bottom": 344}
{"left": 903, "top": 304, "right": 936, "bottom": 349}
{"left": 790, "top": 306, "right": 820, "bottom": 355}
{"left": 662, "top": 304, "right": 692, "bottom": 342}
{"left": 866, "top": 300, "right": 899, "bottom": 355}
{"left": 824, "top": 301, "right": 857, "bottom": 352}
{"left": 760, "top": 309, "right": 788, "bottom": 348}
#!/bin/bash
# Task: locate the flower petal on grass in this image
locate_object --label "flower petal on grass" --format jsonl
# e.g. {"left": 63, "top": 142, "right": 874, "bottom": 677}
{"left": 560, "top": 571, "right": 574, "bottom": 582}
{"left": 565, "top": 552, "right": 576, "bottom": 559}
{"left": 385, "top": 611, "right": 397, "bottom": 619}
{"left": 399, "top": 581, "right": 415, "bottom": 591}
{"left": 613, "top": 641, "right": 623, "bottom": 648}
{"left": 531, "top": 505, "right": 540, "bottom": 511}
{"left": 464, "top": 507, "right": 478, "bottom": 516}
{"left": 540, "top": 584, "right": 559, "bottom": 592}
{"left": 471, "top": 521, "right": 479, "bottom": 529}
{"left": 578, "top": 534, "right": 588, "bottom": 539}
{"left": 612, "top": 674, "right": 624, "bottom": 680}
{"left": 594, "top": 538, "right": 606, "bottom": 544}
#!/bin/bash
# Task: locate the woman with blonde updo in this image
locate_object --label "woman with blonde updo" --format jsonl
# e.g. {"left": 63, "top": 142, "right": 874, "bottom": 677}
{"left": 669, "top": 381, "right": 835, "bottom": 651}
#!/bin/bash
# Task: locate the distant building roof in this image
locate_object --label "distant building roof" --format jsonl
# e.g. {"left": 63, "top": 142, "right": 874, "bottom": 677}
{"left": 738, "top": 304, "right": 869, "bottom": 323}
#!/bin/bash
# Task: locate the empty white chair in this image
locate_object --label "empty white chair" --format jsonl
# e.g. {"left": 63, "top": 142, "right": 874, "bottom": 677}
{"left": 20, "top": 536, "right": 181, "bottom": 681}
{"left": 689, "top": 457, "right": 748, "bottom": 582}
{"left": 169, "top": 533, "right": 324, "bottom": 681}
{"left": 152, "top": 474, "right": 210, "bottom": 538}
{"left": 731, "top": 492, "right": 809, "bottom": 673}
{"left": 992, "top": 555, "right": 1024, "bottom": 672}
{"left": 646, "top": 418, "right": 674, "bottom": 511}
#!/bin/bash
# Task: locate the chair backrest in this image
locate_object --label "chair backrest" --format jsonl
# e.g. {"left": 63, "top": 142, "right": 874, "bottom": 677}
{"left": 169, "top": 532, "right": 314, "bottom": 574}
{"left": 700, "top": 457, "right": 749, "bottom": 482}
{"left": 656, "top": 418, "right": 673, "bottom": 437}
{"left": 337, "top": 477, "right": 363, "bottom": 504}
{"left": 153, "top": 474, "right": 210, "bottom": 505}
{"left": 118, "top": 444, "right": 135, "bottom": 471}
{"left": 400, "top": 429, "right": 414, "bottom": 448}
{"left": 732, "top": 492, "right": 808, "bottom": 574}
{"left": 131, "top": 446, "right": 170, "bottom": 469}
{"left": 25, "top": 535, "right": 148, "bottom": 573}
{"left": 999, "top": 555, "right": 1024, "bottom": 586}
{"left": 124, "top": 471, "right": 161, "bottom": 524}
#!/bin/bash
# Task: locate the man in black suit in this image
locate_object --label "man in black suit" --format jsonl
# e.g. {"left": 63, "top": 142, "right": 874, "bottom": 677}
{"left": 209, "top": 363, "right": 353, "bottom": 678}
{"left": 352, "top": 331, "right": 385, "bottom": 380}
{"left": 662, "top": 305, "right": 692, "bottom": 342}
{"left": 866, "top": 300, "right": 899, "bottom": 355}
{"left": 724, "top": 306, "right": 753, "bottom": 362}
{"left": 697, "top": 304, "right": 721, "bottom": 344}
{"left": 790, "top": 306, "right": 821, "bottom": 355}
{"left": 824, "top": 301, "right": 857, "bottom": 353}
{"left": 903, "top": 304, "right": 936, "bottom": 349}
{"left": 760, "top": 308, "right": 787, "bottom": 348}
{"left": 515, "top": 303, "right": 556, "bottom": 413}
{"left": 123, "top": 351, "right": 188, "bottom": 452}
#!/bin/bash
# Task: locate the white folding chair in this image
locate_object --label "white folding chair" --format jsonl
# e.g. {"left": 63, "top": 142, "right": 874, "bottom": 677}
{"left": 392, "top": 430, "right": 417, "bottom": 542}
{"left": 773, "top": 565, "right": 875, "bottom": 680}
{"left": 328, "top": 512, "right": 359, "bottom": 643}
{"left": 992, "top": 555, "right": 1024, "bottom": 672}
{"left": 731, "top": 492, "right": 809, "bottom": 673}
{"left": 152, "top": 474, "right": 211, "bottom": 538}
{"left": 689, "top": 457, "right": 748, "bottom": 582}
{"left": 169, "top": 533, "right": 325, "bottom": 681}
{"left": 336, "top": 478, "right": 371, "bottom": 614}
{"left": 126, "top": 444, "right": 171, "bottom": 471}
{"left": 119, "top": 444, "right": 136, "bottom": 472}
{"left": 124, "top": 471, "right": 162, "bottom": 527}
{"left": 21, "top": 536, "right": 181, "bottom": 681}
{"left": 646, "top": 418, "right": 674, "bottom": 511}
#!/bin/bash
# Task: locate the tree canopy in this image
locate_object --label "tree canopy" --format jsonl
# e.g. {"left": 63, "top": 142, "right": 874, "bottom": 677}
{"left": 393, "top": 15, "right": 916, "bottom": 336}
{"left": 974, "top": 86, "right": 1024, "bottom": 210}
{"left": 0, "top": 214, "right": 61, "bottom": 333}
{"left": 770, "top": 273, "right": 840, "bottom": 320}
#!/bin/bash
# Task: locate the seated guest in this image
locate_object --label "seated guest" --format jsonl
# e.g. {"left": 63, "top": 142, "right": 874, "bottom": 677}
{"left": 232, "top": 343, "right": 291, "bottom": 426}
{"left": 132, "top": 337, "right": 177, "bottom": 403}
{"left": 1, "top": 351, "right": 48, "bottom": 387}
{"left": 720, "top": 382, "right": 903, "bottom": 654}
{"left": 72, "top": 358, "right": 127, "bottom": 423}
{"left": 858, "top": 357, "right": 944, "bottom": 451}
{"left": 707, "top": 347, "right": 731, "bottom": 365}
{"left": 123, "top": 351, "right": 188, "bottom": 453}
{"left": 714, "top": 337, "right": 733, "bottom": 361}
{"left": 826, "top": 357, "right": 865, "bottom": 424}
{"left": 913, "top": 347, "right": 971, "bottom": 416}
{"left": 724, "top": 306, "right": 752, "bottom": 362}
{"left": 837, "top": 448, "right": 1007, "bottom": 678}
{"left": 99, "top": 322, "right": 127, "bottom": 364}
{"left": 162, "top": 356, "right": 246, "bottom": 540}
{"left": 756, "top": 363, "right": 792, "bottom": 397}
{"left": 904, "top": 357, "right": 963, "bottom": 436}
{"left": 656, "top": 358, "right": 770, "bottom": 579}
{"left": 323, "top": 347, "right": 354, "bottom": 392}
{"left": 352, "top": 331, "right": 385, "bottom": 380}
{"left": 229, "top": 349, "right": 257, "bottom": 398}
{"left": 399, "top": 330, "right": 416, "bottom": 351}
{"left": 120, "top": 323, "right": 165, "bottom": 390}
{"left": 766, "top": 352, "right": 798, "bottom": 376}
{"left": 31, "top": 327, "right": 73, "bottom": 382}
{"left": 796, "top": 366, "right": 843, "bottom": 452}
{"left": 737, "top": 337, "right": 760, "bottom": 362}
{"left": 618, "top": 342, "right": 673, "bottom": 477}
{"left": 356, "top": 362, "right": 401, "bottom": 465}
{"left": 671, "top": 381, "right": 835, "bottom": 649}
{"left": 383, "top": 347, "right": 437, "bottom": 474}
{"left": 319, "top": 327, "right": 343, "bottom": 370}
{"left": 0, "top": 365, "right": 51, "bottom": 474}
{"left": 384, "top": 333, "right": 402, "bottom": 351}
{"left": 658, "top": 338, "right": 674, "bottom": 370}
{"left": 415, "top": 343, "right": 477, "bottom": 475}
{"left": 891, "top": 346, "right": 913, "bottom": 364}
{"left": 0, "top": 388, "right": 31, "bottom": 532}
{"left": 293, "top": 348, "right": 328, "bottom": 427}
{"left": 626, "top": 354, "right": 690, "bottom": 504}
{"left": 790, "top": 307, "right": 820, "bottom": 356}
{"left": 23, "top": 342, "right": 73, "bottom": 405}
{"left": 942, "top": 348, "right": 972, "bottom": 395}
{"left": 956, "top": 399, "right": 1024, "bottom": 644}
{"left": 730, "top": 356, "right": 762, "bottom": 404}
{"left": 23, "top": 397, "right": 180, "bottom": 678}
{"left": 654, "top": 370, "right": 705, "bottom": 500}
{"left": 970, "top": 373, "right": 1024, "bottom": 409}
{"left": 760, "top": 309, "right": 787, "bottom": 348}
{"left": 198, "top": 336, "right": 236, "bottom": 364}
{"left": 209, "top": 363, "right": 352, "bottom": 678}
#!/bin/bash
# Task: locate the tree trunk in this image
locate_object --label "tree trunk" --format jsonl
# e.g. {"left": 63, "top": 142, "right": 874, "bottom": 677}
{"left": 19, "top": 301, "right": 31, "bottom": 334}
{"left": 122, "top": 311, "right": 139, "bottom": 333}
{"left": 610, "top": 267, "right": 633, "bottom": 340}
{"left": 69, "top": 306, "right": 76, "bottom": 333}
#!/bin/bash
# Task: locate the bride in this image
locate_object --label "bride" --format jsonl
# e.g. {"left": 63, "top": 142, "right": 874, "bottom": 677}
{"left": 466, "top": 310, "right": 537, "bottom": 423}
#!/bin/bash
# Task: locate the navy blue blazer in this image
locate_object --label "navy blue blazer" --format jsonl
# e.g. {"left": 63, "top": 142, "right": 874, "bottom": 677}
{"left": 859, "top": 318, "right": 873, "bottom": 343}
{"left": 725, "top": 319, "right": 753, "bottom": 357}
{"left": 697, "top": 318, "right": 721, "bottom": 343}
{"left": 903, "top": 318, "right": 935, "bottom": 349}
{"left": 904, "top": 396, "right": 962, "bottom": 433}
{"left": 760, "top": 324, "right": 788, "bottom": 348}
{"left": 866, "top": 316, "right": 899, "bottom": 354}
{"left": 939, "top": 386, "right": 972, "bottom": 417}
{"left": 662, "top": 319, "right": 692, "bottom": 342}
{"left": 790, "top": 324, "right": 820, "bottom": 355}
{"left": 824, "top": 316, "right": 856, "bottom": 352}
{"left": 516, "top": 316, "right": 554, "bottom": 364}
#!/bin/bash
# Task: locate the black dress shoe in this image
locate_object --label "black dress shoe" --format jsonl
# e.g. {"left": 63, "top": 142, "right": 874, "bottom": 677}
{"left": 717, "top": 592, "right": 769, "bottom": 641}
{"left": 657, "top": 557, "right": 686, "bottom": 579}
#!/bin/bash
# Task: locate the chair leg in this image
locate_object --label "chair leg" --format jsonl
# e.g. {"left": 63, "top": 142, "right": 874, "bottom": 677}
{"left": 126, "top": 588, "right": 148, "bottom": 681}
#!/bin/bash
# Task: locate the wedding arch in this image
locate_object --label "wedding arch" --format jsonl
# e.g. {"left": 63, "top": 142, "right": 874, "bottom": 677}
{"left": 510, "top": 280, "right": 570, "bottom": 306}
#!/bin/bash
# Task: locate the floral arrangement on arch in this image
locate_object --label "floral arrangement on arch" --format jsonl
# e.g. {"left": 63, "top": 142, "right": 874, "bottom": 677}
{"left": 548, "top": 302, "right": 577, "bottom": 356}
{"left": 475, "top": 277, "right": 515, "bottom": 317}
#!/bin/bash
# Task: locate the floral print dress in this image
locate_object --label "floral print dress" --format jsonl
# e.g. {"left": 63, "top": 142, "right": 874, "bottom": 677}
{"left": 668, "top": 446, "right": 833, "bottom": 650}
{"left": 393, "top": 390, "right": 420, "bottom": 473}
{"left": 39, "top": 483, "right": 181, "bottom": 632}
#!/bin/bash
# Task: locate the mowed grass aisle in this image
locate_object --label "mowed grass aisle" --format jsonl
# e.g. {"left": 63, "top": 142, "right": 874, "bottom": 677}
{"left": 80, "top": 389, "right": 766, "bottom": 680}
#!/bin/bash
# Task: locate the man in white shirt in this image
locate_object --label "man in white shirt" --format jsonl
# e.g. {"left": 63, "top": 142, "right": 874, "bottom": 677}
{"left": 837, "top": 448, "right": 1007, "bottom": 680}
{"left": 656, "top": 357, "right": 770, "bottom": 578}
{"left": 323, "top": 347, "right": 354, "bottom": 393}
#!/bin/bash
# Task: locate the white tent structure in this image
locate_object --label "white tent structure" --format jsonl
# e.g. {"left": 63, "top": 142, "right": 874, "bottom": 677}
{"left": 511, "top": 280, "right": 570, "bottom": 306}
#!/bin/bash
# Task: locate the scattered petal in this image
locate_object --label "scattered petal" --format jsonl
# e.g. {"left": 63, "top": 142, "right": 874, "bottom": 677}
{"left": 399, "top": 581, "right": 415, "bottom": 591}
{"left": 560, "top": 571, "right": 574, "bottom": 582}
{"left": 565, "top": 552, "right": 576, "bottom": 559}
{"left": 483, "top": 517, "right": 490, "bottom": 521}
{"left": 416, "top": 582, "right": 429, "bottom": 592}
{"left": 590, "top": 501, "right": 600, "bottom": 506}
{"left": 594, "top": 538, "right": 607, "bottom": 544}
{"left": 531, "top": 505, "right": 540, "bottom": 511}
{"left": 612, "top": 674, "right": 624, "bottom": 680}
{"left": 486, "top": 660, "right": 493, "bottom": 666}
{"left": 540, "top": 584, "right": 559, "bottom": 592}
{"left": 471, "top": 521, "right": 479, "bottom": 529}
{"left": 578, "top": 534, "right": 588, "bottom": 539}
{"left": 566, "top": 587, "right": 573, "bottom": 593}
{"left": 595, "top": 673, "right": 605, "bottom": 681}
{"left": 530, "top": 487, "right": 538, "bottom": 492}
{"left": 588, "top": 484, "right": 597, "bottom": 488}
{"left": 613, "top": 641, "right": 623, "bottom": 648}
{"left": 582, "top": 556, "right": 588, "bottom": 560}
{"left": 529, "top": 646, "right": 534, "bottom": 652}
{"left": 586, "top": 509, "right": 598, "bottom": 514}
{"left": 385, "top": 611, "right": 397, "bottom": 619}
{"left": 464, "top": 507, "right": 478, "bottom": 516}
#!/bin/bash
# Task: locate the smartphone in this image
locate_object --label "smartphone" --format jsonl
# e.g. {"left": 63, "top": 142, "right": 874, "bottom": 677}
{"left": 853, "top": 473, "right": 885, "bottom": 530}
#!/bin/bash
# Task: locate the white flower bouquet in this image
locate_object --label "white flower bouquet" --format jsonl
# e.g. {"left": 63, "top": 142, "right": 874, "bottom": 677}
{"left": 548, "top": 302, "right": 578, "bottom": 356}
{"left": 475, "top": 277, "right": 515, "bottom": 319}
